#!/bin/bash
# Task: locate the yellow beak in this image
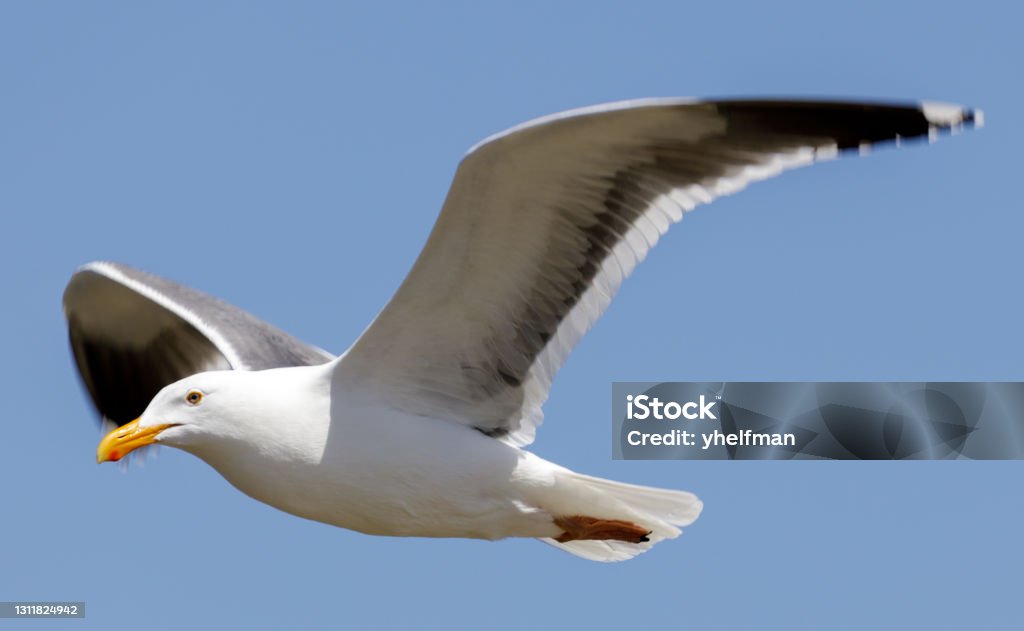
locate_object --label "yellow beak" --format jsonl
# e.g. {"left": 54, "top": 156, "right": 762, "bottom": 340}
{"left": 96, "top": 418, "right": 177, "bottom": 463}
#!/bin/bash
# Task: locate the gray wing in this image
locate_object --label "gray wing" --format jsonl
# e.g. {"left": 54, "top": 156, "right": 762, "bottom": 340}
{"left": 339, "top": 98, "right": 980, "bottom": 447}
{"left": 64, "top": 261, "right": 334, "bottom": 425}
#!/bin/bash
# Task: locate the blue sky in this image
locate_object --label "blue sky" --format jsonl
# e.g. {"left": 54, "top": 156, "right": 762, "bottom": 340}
{"left": 2, "top": 1, "right": 1019, "bottom": 628}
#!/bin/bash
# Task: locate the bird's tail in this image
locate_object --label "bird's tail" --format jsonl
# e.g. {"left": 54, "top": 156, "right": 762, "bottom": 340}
{"left": 540, "top": 471, "right": 703, "bottom": 562}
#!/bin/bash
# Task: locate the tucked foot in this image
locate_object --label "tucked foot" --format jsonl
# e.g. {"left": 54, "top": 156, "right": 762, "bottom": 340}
{"left": 553, "top": 515, "right": 652, "bottom": 543}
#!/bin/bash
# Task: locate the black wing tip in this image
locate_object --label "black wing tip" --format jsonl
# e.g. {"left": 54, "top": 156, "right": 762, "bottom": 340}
{"left": 707, "top": 97, "right": 981, "bottom": 153}
{"left": 858, "top": 101, "right": 983, "bottom": 153}
{"left": 829, "top": 100, "right": 983, "bottom": 153}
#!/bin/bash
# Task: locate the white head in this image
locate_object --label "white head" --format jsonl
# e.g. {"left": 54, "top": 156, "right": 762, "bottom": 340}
{"left": 96, "top": 366, "right": 329, "bottom": 464}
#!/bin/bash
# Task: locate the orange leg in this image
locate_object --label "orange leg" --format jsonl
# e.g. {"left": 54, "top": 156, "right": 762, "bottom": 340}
{"left": 553, "top": 515, "right": 651, "bottom": 543}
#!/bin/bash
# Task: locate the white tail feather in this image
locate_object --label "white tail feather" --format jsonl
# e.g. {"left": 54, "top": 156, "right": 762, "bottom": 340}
{"left": 540, "top": 471, "right": 703, "bottom": 562}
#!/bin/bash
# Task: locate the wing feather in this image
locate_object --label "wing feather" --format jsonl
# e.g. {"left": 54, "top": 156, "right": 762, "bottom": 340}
{"left": 64, "top": 261, "right": 333, "bottom": 425}
{"left": 340, "top": 98, "right": 979, "bottom": 446}
{"left": 340, "top": 98, "right": 978, "bottom": 446}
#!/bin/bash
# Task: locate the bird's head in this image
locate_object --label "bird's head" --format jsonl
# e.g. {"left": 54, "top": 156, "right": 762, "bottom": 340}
{"left": 95, "top": 370, "right": 269, "bottom": 463}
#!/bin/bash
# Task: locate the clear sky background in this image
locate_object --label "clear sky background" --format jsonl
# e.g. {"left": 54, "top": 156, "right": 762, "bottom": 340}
{"left": 2, "top": 1, "right": 1019, "bottom": 629}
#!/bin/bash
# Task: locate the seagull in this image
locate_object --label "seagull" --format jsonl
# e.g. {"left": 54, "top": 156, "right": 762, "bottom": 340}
{"left": 64, "top": 98, "right": 980, "bottom": 561}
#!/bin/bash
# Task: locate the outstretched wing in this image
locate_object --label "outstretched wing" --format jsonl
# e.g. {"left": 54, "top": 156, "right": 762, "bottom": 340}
{"left": 338, "top": 98, "right": 980, "bottom": 446}
{"left": 64, "top": 261, "right": 334, "bottom": 425}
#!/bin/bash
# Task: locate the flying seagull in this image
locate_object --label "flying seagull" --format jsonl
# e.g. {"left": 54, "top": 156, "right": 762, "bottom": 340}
{"left": 64, "top": 98, "right": 980, "bottom": 561}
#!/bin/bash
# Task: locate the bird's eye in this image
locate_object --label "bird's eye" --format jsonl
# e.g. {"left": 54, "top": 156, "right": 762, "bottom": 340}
{"left": 185, "top": 390, "right": 204, "bottom": 406}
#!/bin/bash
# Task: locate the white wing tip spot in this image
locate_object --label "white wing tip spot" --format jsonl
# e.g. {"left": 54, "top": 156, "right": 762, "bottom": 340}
{"left": 815, "top": 143, "right": 840, "bottom": 161}
{"left": 921, "top": 101, "right": 966, "bottom": 126}
{"left": 921, "top": 101, "right": 983, "bottom": 131}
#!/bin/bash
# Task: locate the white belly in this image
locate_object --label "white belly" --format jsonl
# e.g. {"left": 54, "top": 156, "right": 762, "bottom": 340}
{"left": 198, "top": 408, "right": 563, "bottom": 541}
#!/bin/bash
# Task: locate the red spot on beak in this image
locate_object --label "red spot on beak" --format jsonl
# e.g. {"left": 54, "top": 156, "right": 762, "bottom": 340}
{"left": 109, "top": 451, "right": 120, "bottom": 461}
